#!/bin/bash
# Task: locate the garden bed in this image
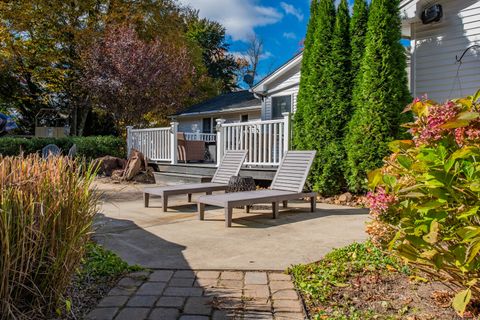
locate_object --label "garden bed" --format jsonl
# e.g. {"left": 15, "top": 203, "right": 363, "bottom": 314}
{"left": 55, "top": 243, "right": 142, "bottom": 319}
{"left": 289, "top": 242, "right": 480, "bottom": 319}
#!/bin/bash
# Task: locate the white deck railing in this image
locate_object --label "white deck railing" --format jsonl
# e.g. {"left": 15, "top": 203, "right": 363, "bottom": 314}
{"left": 217, "top": 113, "right": 290, "bottom": 166}
{"left": 127, "top": 125, "right": 177, "bottom": 163}
{"left": 184, "top": 132, "right": 216, "bottom": 142}
{"left": 126, "top": 113, "right": 291, "bottom": 167}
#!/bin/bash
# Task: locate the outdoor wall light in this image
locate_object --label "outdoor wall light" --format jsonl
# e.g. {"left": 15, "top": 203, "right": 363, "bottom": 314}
{"left": 421, "top": 4, "right": 443, "bottom": 24}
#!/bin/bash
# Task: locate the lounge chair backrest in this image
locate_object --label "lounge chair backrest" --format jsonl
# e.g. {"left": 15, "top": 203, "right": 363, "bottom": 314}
{"left": 68, "top": 144, "right": 77, "bottom": 158}
{"left": 271, "top": 151, "right": 316, "bottom": 193}
{"left": 211, "top": 150, "right": 248, "bottom": 184}
{"left": 42, "top": 144, "right": 61, "bottom": 158}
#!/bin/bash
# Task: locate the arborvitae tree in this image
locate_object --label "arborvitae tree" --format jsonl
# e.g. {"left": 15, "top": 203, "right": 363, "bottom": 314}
{"left": 350, "top": 0, "right": 369, "bottom": 81}
{"left": 293, "top": 0, "right": 336, "bottom": 191}
{"left": 311, "top": 0, "right": 351, "bottom": 195}
{"left": 344, "top": 0, "right": 411, "bottom": 193}
{"left": 293, "top": 0, "right": 319, "bottom": 150}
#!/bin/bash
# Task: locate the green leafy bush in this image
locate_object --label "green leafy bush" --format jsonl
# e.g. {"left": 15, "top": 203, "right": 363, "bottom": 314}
{"left": 289, "top": 241, "right": 408, "bottom": 319}
{"left": 366, "top": 91, "right": 480, "bottom": 316}
{"left": 0, "top": 155, "right": 99, "bottom": 319}
{"left": 0, "top": 136, "right": 125, "bottom": 159}
{"left": 79, "top": 243, "right": 142, "bottom": 280}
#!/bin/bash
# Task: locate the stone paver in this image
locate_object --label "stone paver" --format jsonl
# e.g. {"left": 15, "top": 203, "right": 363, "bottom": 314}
{"left": 126, "top": 295, "right": 158, "bottom": 307}
{"left": 97, "top": 296, "right": 128, "bottom": 308}
{"left": 88, "top": 270, "right": 304, "bottom": 319}
{"left": 220, "top": 271, "right": 243, "bottom": 280}
{"left": 115, "top": 307, "right": 150, "bottom": 320}
{"left": 150, "top": 270, "right": 174, "bottom": 282}
{"left": 149, "top": 308, "right": 180, "bottom": 320}
{"left": 86, "top": 307, "right": 119, "bottom": 320}
{"left": 137, "top": 282, "right": 167, "bottom": 295}
{"left": 244, "top": 272, "right": 268, "bottom": 285}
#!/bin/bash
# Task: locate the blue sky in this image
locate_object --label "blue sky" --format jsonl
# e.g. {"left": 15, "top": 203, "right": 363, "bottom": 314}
{"left": 178, "top": 0, "right": 315, "bottom": 80}
{"left": 178, "top": 1, "right": 364, "bottom": 81}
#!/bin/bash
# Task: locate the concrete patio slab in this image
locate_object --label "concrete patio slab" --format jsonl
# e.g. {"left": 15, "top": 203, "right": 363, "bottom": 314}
{"left": 94, "top": 180, "right": 369, "bottom": 271}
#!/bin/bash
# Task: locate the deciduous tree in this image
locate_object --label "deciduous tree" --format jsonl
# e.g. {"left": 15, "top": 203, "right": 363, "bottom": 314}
{"left": 81, "top": 25, "right": 196, "bottom": 131}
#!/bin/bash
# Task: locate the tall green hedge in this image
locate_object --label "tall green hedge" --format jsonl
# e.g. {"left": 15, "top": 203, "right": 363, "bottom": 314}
{"left": 312, "top": 0, "right": 351, "bottom": 195}
{"left": 0, "top": 136, "right": 125, "bottom": 159}
{"left": 350, "top": 0, "right": 369, "bottom": 83}
{"left": 293, "top": 0, "right": 336, "bottom": 192}
{"left": 344, "top": 0, "right": 411, "bottom": 193}
{"left": 293, "top": 0, "right": 319, "bottom": 149}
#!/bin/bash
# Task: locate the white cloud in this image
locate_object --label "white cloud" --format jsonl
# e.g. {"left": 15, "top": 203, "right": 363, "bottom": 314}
{"left": 283, "top": 32, "right": 297, "bottom": 39}
{"left": 179, "top": 0, "right": 283, "bottom": 42}
{"left": 231, "top": 50, "right": 274, "bottom": 61}
{"left": 280, "top": 2, "right": 304, "bottom": 21}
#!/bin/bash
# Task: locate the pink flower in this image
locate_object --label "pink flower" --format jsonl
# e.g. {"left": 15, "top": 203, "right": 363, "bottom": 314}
{"left": 415, "top": 101, "right": 460, "bottom": 145}
{"left": 367, "top": 187, "right": 397, "bottom": 218}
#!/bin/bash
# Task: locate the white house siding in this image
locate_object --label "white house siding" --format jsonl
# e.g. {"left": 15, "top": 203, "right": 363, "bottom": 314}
{"left": 410, "top": 0, "right": 480, "bottom": 102}
{"left": 261, "top": 66, "right": 301, "bottom": 120}
{"left": 177, "top": 109, "right": 261, "bottom": 133}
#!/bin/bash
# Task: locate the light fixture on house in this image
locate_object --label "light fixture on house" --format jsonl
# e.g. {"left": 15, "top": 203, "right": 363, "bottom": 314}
{"left": 421, "top": 4, "right": 443, "bottom": 24}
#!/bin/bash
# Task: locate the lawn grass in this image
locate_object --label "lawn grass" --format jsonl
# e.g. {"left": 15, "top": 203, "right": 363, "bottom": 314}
{"left": 289, "top": 241, "right": 410, "bottom": 320}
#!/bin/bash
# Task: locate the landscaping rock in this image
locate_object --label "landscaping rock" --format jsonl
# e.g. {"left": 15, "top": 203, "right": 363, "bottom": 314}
{"left": 123, "top": 149, "right": 146, "bottom": 181}
{"left": 338, "top": 192, "right": 353, "bottom": 203}
{"left": 92, "top": 156, "right": 127, "bottom": 177}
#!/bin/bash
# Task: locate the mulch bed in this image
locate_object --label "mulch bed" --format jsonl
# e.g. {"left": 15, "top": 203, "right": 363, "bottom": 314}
{"left": 53, "top": 273, "right": 121, "bottom": 319}
{"left": 303, "top": 272, "right": 480, "bottom": 320}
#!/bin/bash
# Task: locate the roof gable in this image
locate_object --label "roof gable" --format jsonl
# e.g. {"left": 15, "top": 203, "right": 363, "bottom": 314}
{"left": 176, "top": 91, "right": 260, "bottom": 116}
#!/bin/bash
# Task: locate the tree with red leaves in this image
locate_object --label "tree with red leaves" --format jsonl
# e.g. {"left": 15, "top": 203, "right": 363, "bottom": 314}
{"left": 81, "top": 25, "right": 197, "bottom": 130}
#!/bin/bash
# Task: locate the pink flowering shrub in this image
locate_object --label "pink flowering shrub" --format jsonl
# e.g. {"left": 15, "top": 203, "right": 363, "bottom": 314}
{"left": 366, "top": 90, "right": 480, "bottom": 316}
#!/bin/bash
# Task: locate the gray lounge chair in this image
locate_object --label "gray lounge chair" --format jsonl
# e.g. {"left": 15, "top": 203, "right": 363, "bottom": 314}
{"left": 197, "top": 150, "right": 317, "bottom": 227}
{"left": 143, "top": 150, "right": 247, "bottom": 212}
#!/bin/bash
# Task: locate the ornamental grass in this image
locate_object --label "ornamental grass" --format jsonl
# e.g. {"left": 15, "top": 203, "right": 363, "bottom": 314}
{"left": 0, "top": 155, "right": 98, "bottom": 319}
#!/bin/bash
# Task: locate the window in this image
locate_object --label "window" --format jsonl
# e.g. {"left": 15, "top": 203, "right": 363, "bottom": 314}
{"left": 271, "top": 95, "right": 292, "bottom": 119}
{"left": 241, "top": 114, "right": 249, "bottom": 122}
{"left": 202, "top": 118, "right": 212, "bottom": 133}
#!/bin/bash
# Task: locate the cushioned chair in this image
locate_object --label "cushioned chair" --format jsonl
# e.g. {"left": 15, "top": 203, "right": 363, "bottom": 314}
{"left": 177, "top": 132, "right": 205, "bottom": 163}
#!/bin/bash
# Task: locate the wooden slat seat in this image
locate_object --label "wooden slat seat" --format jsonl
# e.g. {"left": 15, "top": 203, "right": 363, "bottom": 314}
{"left": 143, "top": 150, "right": 247, "bottom": 212}
{"left": 197, "top": 150, "right": 317, "bottom": 227}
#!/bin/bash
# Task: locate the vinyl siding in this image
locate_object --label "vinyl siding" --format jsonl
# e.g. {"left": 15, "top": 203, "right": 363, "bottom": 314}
{"left": 411, "top": 0, "right": 480, "bottom": 102}
{"left": 177, "top": 110, "right": 261, "bottom": 133}
{"left": 261, "top": 65, "right": 301, "bottom": 120}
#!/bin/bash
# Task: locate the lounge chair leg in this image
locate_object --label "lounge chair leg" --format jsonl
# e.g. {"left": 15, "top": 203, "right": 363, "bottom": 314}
{"left": 310, "top": 196, "right": 316, "bottom": 212}
{"left": 162, "top": 195, "right": 168, "bottom": 212}
{"left": 144, "top": 193, "right": 149, "bottom": 208}
{"left": 245, "top": 205, "right": 250, "bottom": 213}
{"left": 225, "top": 206, "right": 232, "bottom": 227}
{"left": 272, "top": 202, "right": 279, "bottom": 219}
{"left": 282, "top": 200, "right": 288, "bottom": 208}
{"left": 198, "top": 203, "right": 205, "bottom": 220}
{"left": 188, "top": 193, "right": 192, "bottom": 202}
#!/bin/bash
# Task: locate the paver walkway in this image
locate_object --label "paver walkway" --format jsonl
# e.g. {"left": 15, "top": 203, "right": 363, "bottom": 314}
{"left": 87, "top": 269, "right": 304, "bottom": 320}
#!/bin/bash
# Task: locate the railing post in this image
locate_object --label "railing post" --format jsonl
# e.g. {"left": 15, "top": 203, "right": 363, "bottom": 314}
{"left": 282, "top": 112, "right": 291, "bottom": 154}
{"left": 216, "top": 119, "right": 226, "bottom": 167}
{"left": 170, "top": 121, "right": 178, "bottom": 164}
{"left": 126, "top": 126, "right": 133, "bottom": 158}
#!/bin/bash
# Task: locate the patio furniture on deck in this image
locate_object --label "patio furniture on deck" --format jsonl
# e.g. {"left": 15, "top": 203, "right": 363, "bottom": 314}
{"left": 197, "top": 150, "right": 317, "bottom": 227}
{"left": 143, "top": 150, "right": 247, "bottom": 212}
{"left": 42, "top": 144, "right": 61, "bottom": 158}
{"left": 177, "top": 132, "right": 205, "bottom": 163}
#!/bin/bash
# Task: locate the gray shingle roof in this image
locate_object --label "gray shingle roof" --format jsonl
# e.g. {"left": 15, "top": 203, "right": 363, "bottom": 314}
{"left": 176, "top": 90, "right": 260, "bottom": 116}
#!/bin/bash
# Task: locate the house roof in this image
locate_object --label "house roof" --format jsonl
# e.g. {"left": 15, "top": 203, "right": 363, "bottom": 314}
{"left": 176, "top": 90, "right": 260, "bottom": 117}
{"left": 252, "top": 51, "right": 303, "bottom": 93}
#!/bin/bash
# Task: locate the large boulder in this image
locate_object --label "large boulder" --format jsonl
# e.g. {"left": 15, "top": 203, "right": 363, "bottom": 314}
{"left": 92, "top": 156, "right": 127, "bottom": 177}
{"left": 123, "top": 149, "right": 146, "bottom": 181}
